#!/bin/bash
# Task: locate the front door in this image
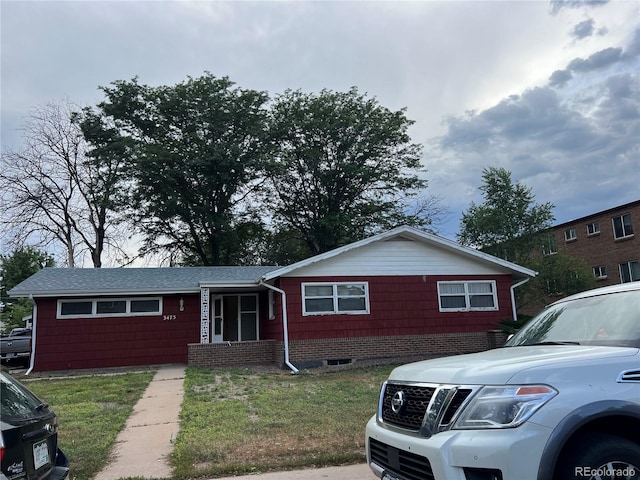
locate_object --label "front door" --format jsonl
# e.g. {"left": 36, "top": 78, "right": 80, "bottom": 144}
{"left": 209, "top": 295, "right": 260, "bottom": 342}
{"left": 212, "top": 295, "right": 223, "bottom": 343}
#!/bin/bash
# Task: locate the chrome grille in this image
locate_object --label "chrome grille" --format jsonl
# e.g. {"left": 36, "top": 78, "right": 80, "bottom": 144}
{"left": 381, "top": 383, "right": 435, "bottom": 430}
{"left": 380, "top": 382, "right": 476, "bottom": 434}
{"left": 440, "top": 388, "right": 472, "bottom": 425}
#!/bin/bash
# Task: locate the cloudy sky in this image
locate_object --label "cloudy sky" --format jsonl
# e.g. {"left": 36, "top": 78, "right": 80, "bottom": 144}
{"left": 2, "top": 0, "right": 639, "bottom": 242}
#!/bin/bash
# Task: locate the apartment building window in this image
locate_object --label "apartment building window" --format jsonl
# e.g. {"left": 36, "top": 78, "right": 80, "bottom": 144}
{"left": 592, "top": 266, "right": 607, "bottom": 279}
{"left": 564, "top": 228, "right": 577, "bottom": 242}
{"left": 586, "top": 222, "right": 600, "bottom": 236}
{"left": 541, "top": 236, "right": 557, "bottom": 256}
{"left": 612, "top": 214, "right": 634, "bottom": 239}
{"left": 619, "top": 261, "right": 640, "bottom": 283}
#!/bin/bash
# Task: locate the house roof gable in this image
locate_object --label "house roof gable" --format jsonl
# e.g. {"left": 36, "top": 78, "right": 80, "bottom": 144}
{"left": 9, "top": 226, "right": 536, "bottom": 298}
{"left": 262, "top": 225, "right": 537, "bottom": 280}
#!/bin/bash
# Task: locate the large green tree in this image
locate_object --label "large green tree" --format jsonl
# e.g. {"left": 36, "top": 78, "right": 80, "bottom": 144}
{"left": 0, "top": 247, "right": 54, "bottom": 333}
{"left": 266, "top": 87, "right": 431, "bottom": 255}
{"left": 457, "top": 167, "right": 555, "bottom": 264}
{"left": 457, "top": 167, "right": 595, "bottom": 317}
{"left": 80, "top": 74, "right": 270, "bottom": 266}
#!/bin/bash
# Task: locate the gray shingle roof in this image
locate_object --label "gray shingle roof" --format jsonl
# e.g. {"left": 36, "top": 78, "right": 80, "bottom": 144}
{"left": 8, "top": 266, "right": 281, "bottom": 297}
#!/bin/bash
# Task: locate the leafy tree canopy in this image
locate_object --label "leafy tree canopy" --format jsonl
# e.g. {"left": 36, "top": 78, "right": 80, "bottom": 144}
{"left": 1, "top": 247, "right": 54, "bottom": 333}
{"left": 267, "top": 87, "right": 429, "bottom": 255}
{"left": 1, "top": 247, "right": 54, "bottom": 292}
{"left": 81, "top": 74, "right": 271, "bottom": 266}
{"left": 457, "top": 167, "right": 554, "bottom": 263}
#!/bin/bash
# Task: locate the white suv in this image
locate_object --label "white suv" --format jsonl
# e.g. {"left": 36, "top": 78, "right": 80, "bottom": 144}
{"left": 366, "top": 282, "right": 640, "bottom": 480}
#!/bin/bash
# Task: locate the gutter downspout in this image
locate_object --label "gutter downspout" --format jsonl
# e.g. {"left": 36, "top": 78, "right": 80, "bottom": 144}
{"left": 259, "top": 281, "right": 299, "bottom": 374}
{"left": 510, "top": 278, "right": 530, "bottom": 322}
{"left": 26, "top": 294, "right": 37, "bottom": 375}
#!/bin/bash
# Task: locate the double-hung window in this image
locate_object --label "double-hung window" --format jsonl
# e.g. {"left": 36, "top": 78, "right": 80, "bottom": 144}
{"left": 302, "top": 282, "right": 369, "bottom": 315}
{"left": 586, "top": 222, "right": 600, "bottom": 236}
{"left": 593, "top": 266, "right": 607, "bottom": 279}
{"left": 438, "top": 281, "right": 498, "bottom": 312}
{"left": 541, "top": 236, "right": 557, "bottom": 256}
{"left": 619, "top": 261, "right": 640, "bottom": 283}
{"left": 612, "top": 214, "right": 634, "bottom": 240}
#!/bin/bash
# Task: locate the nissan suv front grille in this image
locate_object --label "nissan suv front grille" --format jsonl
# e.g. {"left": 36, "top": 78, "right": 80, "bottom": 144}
{"left": 380, "top": 381, "right": 475, "bottom": 434}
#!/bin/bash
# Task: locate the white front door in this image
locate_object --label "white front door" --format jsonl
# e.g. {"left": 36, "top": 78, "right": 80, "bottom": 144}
{"left": 212, "top": 295, "right": 223, "bottom": 343}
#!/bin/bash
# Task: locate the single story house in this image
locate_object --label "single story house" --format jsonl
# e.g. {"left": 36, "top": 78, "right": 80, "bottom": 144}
{"left": 8, "top": 226, "right": 536, "bottom": 372}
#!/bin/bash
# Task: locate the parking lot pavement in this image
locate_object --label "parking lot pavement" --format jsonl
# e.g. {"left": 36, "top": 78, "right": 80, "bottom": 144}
{"left": 224, "top": 463, "right": 374, "bottom": 479}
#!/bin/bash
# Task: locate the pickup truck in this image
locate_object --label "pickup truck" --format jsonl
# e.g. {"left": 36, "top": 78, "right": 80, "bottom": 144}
{"left": 0, "top": 327, "right": 32, "bottom": 363}
{"left": 366, "top": 282, "right": 640, "bottom": 480}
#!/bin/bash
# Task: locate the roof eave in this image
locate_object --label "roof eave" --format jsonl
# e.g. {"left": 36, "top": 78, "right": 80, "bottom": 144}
{"left": 9, "top": 287, "right": 201, "bottom": 298}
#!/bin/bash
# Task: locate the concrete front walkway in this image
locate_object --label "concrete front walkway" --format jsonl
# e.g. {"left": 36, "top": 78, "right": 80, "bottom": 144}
{"left": 93, "top": 365, "right": 186, "bottom": 480}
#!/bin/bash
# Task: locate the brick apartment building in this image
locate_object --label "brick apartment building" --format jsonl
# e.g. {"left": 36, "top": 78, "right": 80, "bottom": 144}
{"left": 544, "top": 200, "right": 639, "bottom": 286}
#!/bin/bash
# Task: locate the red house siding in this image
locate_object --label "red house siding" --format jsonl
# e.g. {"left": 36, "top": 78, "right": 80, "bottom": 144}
{"left": 275, "top": 275, "right": 514, "bottom": 341}
{"left": 32, "top": 275, "right": 515, "bottom": 371}
{"left": 33, "top": 294, "right": 201, "bottom": 371}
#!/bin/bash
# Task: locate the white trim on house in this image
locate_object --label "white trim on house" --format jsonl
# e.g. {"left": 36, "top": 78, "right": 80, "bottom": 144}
{"left": 437, "top": 280, "right": 499, "bottom": 312}
{"left": 56, "top": 297, "right": 163, "bottom": 319}
{"left": 301, "top": 282, "right": 370, "bottom": 316}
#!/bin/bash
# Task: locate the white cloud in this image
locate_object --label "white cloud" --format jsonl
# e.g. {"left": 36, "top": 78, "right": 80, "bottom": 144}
{"left": 1, "top": 0, "right": 638, "bottom": 245}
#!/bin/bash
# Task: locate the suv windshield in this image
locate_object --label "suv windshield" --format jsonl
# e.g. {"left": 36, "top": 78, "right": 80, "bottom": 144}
{"left": 505, "top": 289, "right": 640, "bottom": 348}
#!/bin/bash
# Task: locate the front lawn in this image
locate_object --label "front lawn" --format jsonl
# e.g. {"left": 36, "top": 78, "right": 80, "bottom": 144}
{"left": 24, "top": 371, "right": 155, "bottom": 480}
{"left": 172, "top": 365, "right": 394, "bottom": 478}
{"left": 18, "top": 363, "right": 395, "bottom": 479}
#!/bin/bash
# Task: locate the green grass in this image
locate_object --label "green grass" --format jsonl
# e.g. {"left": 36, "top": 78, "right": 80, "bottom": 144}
{"left": 172, "top": 365, "right": 395, "bottom": 479}
{"left": 24, "top": 371, "right": 155, "bottom": 480}
{"left": 16, "top": 364, "right": 396, "bottom": 480}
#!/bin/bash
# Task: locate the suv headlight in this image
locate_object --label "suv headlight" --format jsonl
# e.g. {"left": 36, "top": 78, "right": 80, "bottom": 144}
{"left": 453, "top": 385, "right": 557, "bottom": 429}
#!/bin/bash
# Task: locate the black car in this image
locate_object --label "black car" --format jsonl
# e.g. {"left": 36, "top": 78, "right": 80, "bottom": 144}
{"left": 1, "top": 371, "right": 69, "bottom": 480}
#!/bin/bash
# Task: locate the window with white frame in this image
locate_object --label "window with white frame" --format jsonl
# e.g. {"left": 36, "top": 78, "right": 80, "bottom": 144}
{"left": 593, "top": 265, "right": 607, "bottom": 279}
{"left": 57, "top": 297, "right": 162, "bottom": 318}
{"left": 302, "top": 282, "right": 369, "bottom": 315}
{"left": 612, "top": 214, "right": 634, "bottom": 239}
{"left": 438, "top": 281, "right": 498, "bottom": 312}
{"left": 586, "top": 222, "right": 600, "bottom": 236}
{"left": 619, "top": 261, "right": 640, "bottom": 283}
{"left": 564, "top": 228, "right": 577, "bottom": 242}
{"left": 541, "top": 236, "right": 557, "bottom": 256}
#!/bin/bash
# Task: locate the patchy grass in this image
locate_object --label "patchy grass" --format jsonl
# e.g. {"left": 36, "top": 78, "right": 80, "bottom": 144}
{"left": 23, "top": 371, "right": 155, "bottom": 480}
{"left": 13, "top": 363, "right": 396, "bottom": 480}
{"left": 172, "top": 365, "right": 395, "bottom": 479}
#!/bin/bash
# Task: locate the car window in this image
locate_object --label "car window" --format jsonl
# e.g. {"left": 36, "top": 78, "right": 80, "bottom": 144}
{"left": 0, "top": 372, "right": 46, "bottom": 419}
{"left": 506, "top": 290, "right": 640, "bottom": 347}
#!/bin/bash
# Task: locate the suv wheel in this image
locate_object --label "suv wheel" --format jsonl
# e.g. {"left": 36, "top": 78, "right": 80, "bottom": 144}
{"left": 556, "top": 433, "right": 640, "bottom": 480}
